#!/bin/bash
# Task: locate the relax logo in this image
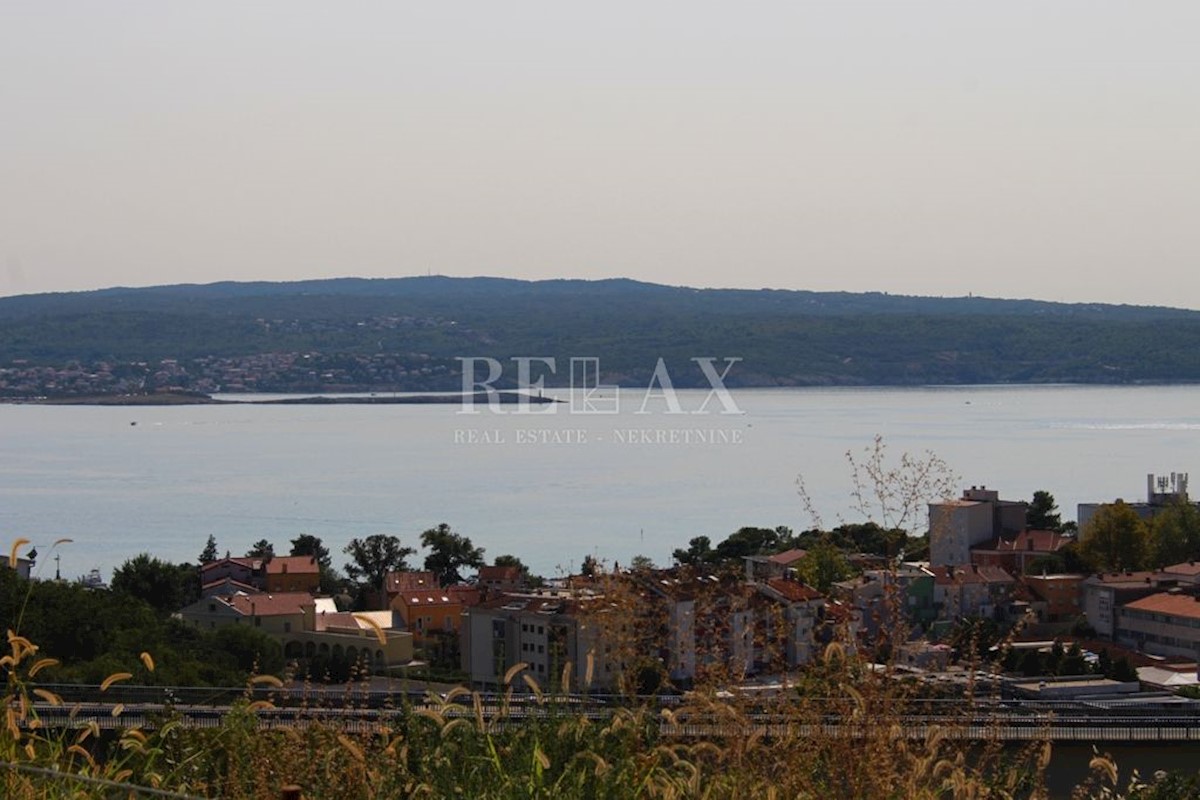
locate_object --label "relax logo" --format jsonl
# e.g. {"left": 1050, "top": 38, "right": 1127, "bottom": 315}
{"left": 455, "top": 357, "right": 743, "bottom": 415}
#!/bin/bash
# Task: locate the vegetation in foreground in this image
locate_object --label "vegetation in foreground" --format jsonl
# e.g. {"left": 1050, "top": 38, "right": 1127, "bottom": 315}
{"left": 6, "top": 625, "right": 1200, "bottom": 800}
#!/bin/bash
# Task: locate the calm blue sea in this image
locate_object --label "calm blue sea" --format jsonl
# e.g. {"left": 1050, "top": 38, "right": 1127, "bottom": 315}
{"left": 3, "top": 385, "right": 1199, "bottom": 582}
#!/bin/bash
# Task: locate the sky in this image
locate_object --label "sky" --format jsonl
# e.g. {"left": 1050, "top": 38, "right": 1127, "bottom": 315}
{"left": 2, "top": 2, "right": 1198, "bottom": 306}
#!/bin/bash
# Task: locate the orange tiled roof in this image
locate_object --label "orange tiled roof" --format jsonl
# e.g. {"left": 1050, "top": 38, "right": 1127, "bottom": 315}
{"left": 385, "top": 571, "right": 439, "bottom": 593}
{"left": 768, "top": 549, "right": 808, "bottom": 565}
{"left": 226, "top": 592, "right": 314, "bottom": 617}
{"left": 972, "top": 530, "right": 1069, "bottom": 555}
{"left": 478, "top": 565, "right": 522, "bottom": 582}
{"left": 266, "top": 556, "right": 319, "bottom": 575}
{"left": 1124, "top": 592, "right": 1200, "bottom": 621}
{"left": 765, "top": 577, "right": 822, "bottom": 602}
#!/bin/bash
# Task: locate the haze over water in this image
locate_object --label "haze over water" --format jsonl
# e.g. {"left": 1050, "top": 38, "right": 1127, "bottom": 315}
{"left": 3, "top": 384, "right": 1198, "bottom": 582}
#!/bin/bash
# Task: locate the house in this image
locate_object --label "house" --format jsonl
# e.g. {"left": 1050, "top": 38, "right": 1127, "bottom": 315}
{"left": 755, "top": 577, "right": 824, "bottom": 670}
{"left": 199, "top": 556, "right": 263, "bottom": 590}
{"left": 461, "top": 590, "right": 610, "bottom": 690}
{"left": 744, "top": 548, "right": 807, "bottom": 582}
{"left": 1116, "top": 591, "right": 1200, "bottom": 659}
{"left": 1021, "top": 574, "right": 1085, "bottom": 623}
{"left": 180, "top": 591, "right": 315, "bottom": 635}
{"left": 2, "top": 557, "right": 32, "bottom": 581}
{"left": 379, "top": 570, "right": 440, "bottom": 611}
{"left": 477, "top": 565, "right": 524, "bottom": 596}
{"left": 928, "top": 486, "right": 1027, "bottom": 566}
{"left": 391, "top": 590, "right": 467, "bottom": 640}
{"left": 929, "top": 564, "right": 1016, "bottom": 621}
{"left": 970, "top": 530, "right": 1072, "bottom": 575}
{"left": 265, "top": 556, "right": 320, "bottom": 593}
{"left": 180, "top": 591, "right": 413, "bottom": 669}
{"left": 1081, "top": 571, "right": 1179, "bottom": 639}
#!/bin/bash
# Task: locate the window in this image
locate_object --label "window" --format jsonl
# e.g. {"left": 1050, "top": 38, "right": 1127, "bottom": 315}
{"left": 284, "top": 622, "right": 291, "bottom": 633}
{"left": 255, "top": 617, "right": 261, "bottom": 627}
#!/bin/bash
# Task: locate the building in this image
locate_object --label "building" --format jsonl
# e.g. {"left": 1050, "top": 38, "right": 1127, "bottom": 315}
{"left": 744, "top": 549, "right": 807, "bottom": 582}
{"left": 928, "top": 487, "right": 1027, "bottom": 567}
{"left": 1021, "top": 574, "right": 1085, "bottom": 623}
{"left": 2, "top": 556, "right": 32, "bottom": 581}
{"left": 477, "top": 565, "right": 524, "bottom": 596}
{"left": 970, "top": 529, "right": 1072, "bottom": 575}
{"left": 929, "top": 564, "right": 1016, "bottom": 621}
{"left": 1078, "top": 472, "right": 1198, "bottom": 530}
{"left": 265, "top": 556, "right": 320, "bottom": 593}
{"left": 391, "top": 590, "right": 467, "bottom": 640}
{"left": 755, "top": 577, "right": 825, "bottom": 670}
{"left": 461, "top": 590, "right": 610, "bottom": 690}
{"left": 1081, "top": 571, "right": 1180, "bottom": 639}
{"left": 1116, "top": 591, "right": 1200, "bottom": 659}
{"left": 179, "top": 591, "right": 413, "bottom": 669}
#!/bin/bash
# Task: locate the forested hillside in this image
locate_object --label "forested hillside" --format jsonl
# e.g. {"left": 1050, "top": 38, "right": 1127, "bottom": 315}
{"left": 2, "top": 277, "right": 1199, "bottom": 388}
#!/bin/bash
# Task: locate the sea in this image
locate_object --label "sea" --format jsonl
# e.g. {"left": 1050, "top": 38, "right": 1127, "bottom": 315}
{"left": 2, "top": 384, "right": 1199, "bottom": 583}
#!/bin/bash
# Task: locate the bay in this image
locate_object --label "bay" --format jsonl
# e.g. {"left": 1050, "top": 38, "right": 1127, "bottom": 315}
{"left": 2, "top": 384, "right": 1199, "bottom": 582}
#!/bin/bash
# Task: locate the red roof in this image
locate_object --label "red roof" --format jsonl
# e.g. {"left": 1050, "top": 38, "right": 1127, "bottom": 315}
{"left": 266, "top": 556, "right": 319, "bottom": 575}
{"left": 385, "top": 571, "right": 439, "bottom": 593}
{"left": 973, "top": 530, "right": 1069, "bottom": 555}
{"left": 930, "top": 564, "right": 1014, "bottom": 586}
{"left": 478, "top": 565, "right": 522, "bottom": 582}
{"left": 1124, "top": 591, "right": 1200, "bottom": 621}
{"left": 765, "top": 577, "right": 822, "bottom": 602}
{"left": 1163, "top": 562, "right": 1200, "bottom": 577}
{"left": 226, "top": 592, "right": 314, "bottom": 617}
{"left": 200, "top": 556, "right": 261, "bottom": 574}
{"left": 768, "top": 549, "right": 808, "bottom": 566}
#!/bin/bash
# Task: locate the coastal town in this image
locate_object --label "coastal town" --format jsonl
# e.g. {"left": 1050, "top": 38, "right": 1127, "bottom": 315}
{"left": 13, "top": 472, "right": 1200, "bottom": 708}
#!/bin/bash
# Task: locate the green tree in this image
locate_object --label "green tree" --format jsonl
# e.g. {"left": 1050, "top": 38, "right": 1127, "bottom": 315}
{"left": 420, "top": 523, "right": 485, "bottom": 585}
{"left": 796, "top": 538, "right": 851, "bottom": 593}
{"left": 344, "top": 534, "right": 416, "bottom": 591}
{"left": 714, "top": 526, "right": 782, "bottom": 561}
{"left": 1149, "top": 500, "right": 1200, "bottom": 569}
{"left": 629, "top": 554, "right": 656, "bottom": 572}
{"left": 581, "top": 554, "right": 599, "bottom": 577}
{"left": 110, "top": 554, "right": 200, "bottom": 615}
{"left": 1027, "top": 490, "right": 1063, "bottom": 531}
{"left": 290, "top": 533, "right": 340, "bottom": 593}
{"left": 672, "top": 536, "right": 714, "bottom": 566}
{"left": 198, "top": 534, "right": 219, "bottom": 564}
{"left": 1079, "top": 502, "right": 1150, "bottom": 572}
{"left": 246, "top": 539, "right": 275, "bottom": 559}
{"left": 493, "top": 554, "right": 526, "bottom": 570}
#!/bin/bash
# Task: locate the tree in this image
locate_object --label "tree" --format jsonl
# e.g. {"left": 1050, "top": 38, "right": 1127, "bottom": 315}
{"left": 1027, "top": 490, "right": 1063, "bottom": 531}
{"left": 246, "top": 539, "right": 274, "bottom": 559}
{"left": 344, "top": 534, "right": 416, "bottom": 590}
{"left": 198, "top": 535, "right": 219, "bottom": 564}
{"left": 290, "top": 533, "right": 339, "bottom": 594}
{"left": 672, "top": 536, "right": 714, "bottom": 566}
{"left": 1079, "top": 502, "right": 1150, "bottom": 572}
{"left": 1149, "top": 500, "right": 1200, "bottom": 569}
{"left": 714, "top": 527, "right": 783, "bottom": 561}
{"left": 289, "top": 533, "right": 332, "bottom": 570}
{"left": 111, "top": 554, "right": 200, "bottom": 615}
{"left": 797, "top": 538, "right": 851, "bottom": 593}
{"left": 493, "top": 554, "right": 526, "bottom": 571}
{"left": 581, "top": 554, "right": 599, "bottom": 577}
{"left": 420, "top": 523, "right": 485, "bottom": 586}
{"left": 629, "top": 554, "right": 656, "bottom": 573}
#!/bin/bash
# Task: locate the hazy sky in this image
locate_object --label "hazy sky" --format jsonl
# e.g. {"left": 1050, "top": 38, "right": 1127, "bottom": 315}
{"left": 2, "top": 2, "right": 1197, "bottom": 306}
